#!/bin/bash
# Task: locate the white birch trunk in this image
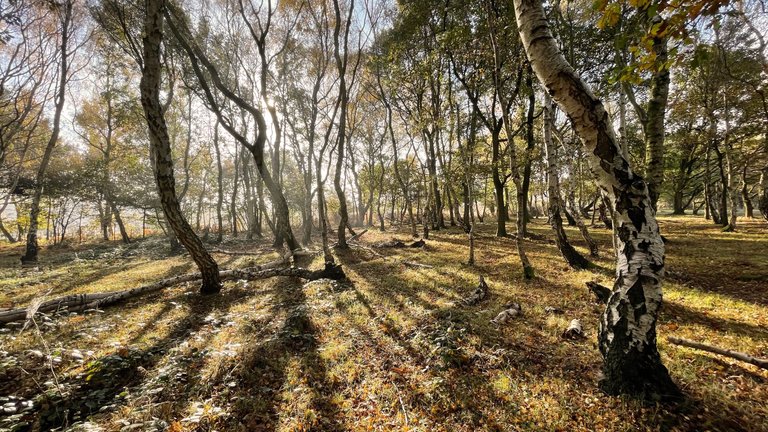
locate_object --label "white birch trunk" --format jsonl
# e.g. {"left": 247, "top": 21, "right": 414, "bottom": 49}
{"left": 514, "top": 0, "right": 679, "bottom": 399}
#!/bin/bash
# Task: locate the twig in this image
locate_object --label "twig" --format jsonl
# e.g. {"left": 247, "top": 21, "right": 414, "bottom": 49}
{"left": 667, "top": 337, "right": 768, "bottom": 370}
{"left": 391, "top": 381, "right": 409, "bottom": 426}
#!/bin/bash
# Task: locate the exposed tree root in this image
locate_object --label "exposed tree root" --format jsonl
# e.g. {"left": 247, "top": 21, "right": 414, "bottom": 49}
{"left": 0, "top": 262, "right": 345, "bottom": 325}
{"left": 667, "top": 337, "right": 768, "bottom": 370}
{"left": 208, "top": 248, "right": 320, "bottom": 259}
{"left": 401, "top": 261, "right": 434, "bottom": 269}
{"left": 586, "top": 281, "right": 611, "bottom": 304}
{"left": 208, "top": 248, "right": 263, "bottom": 256}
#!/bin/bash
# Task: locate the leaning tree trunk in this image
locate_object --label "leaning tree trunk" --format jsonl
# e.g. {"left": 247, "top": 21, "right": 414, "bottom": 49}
{"left": 514, "top": 0, "right": 679, "bottom": 400}
{"left": 21, "top": 0, "right": 72, "bottom": 264}
{"left": 543, "top": 94, "right": 589, "bottom": 269}
{"left": 566, "top": 191, "right": 598, "bottom": 257}
{"left": 140, "top": 0, "right": 221, "bottom": 295}
{"left": 109, "top": 200, "right": 130, "bottom": 244}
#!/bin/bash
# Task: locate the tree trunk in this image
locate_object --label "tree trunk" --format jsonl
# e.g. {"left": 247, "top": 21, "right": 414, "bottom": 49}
{"left": 332, "top": 0, "right": 354, "bottom": 248}
{"left": 491, "top": 127, "right": 507, "bottom": 237}
{"left": 213, "top": 121, "right": 224, "bottom": 242}
{"left": 672, "top": 189, "right": 685, "bottom": 215}
{"left": 519, "top": 70, "right": 537, "bottom": 236}
{"left": 231, "top": 144, "right": 240, "bottom": 237}
{"left": 723, "top": 101, "right": 738, "bottom": 231}
{"left": 164, "top": 7, "right": 298, "bottom": 251}
{"left": 759, "top": 134, "right": 768, "bottom": 221}
{"left": 21, "top": 0, "right": 73, "bottom": 264}
{"left": 566, "top": 191, "right": 599, "bottom": 257}
{"left": 109, "top": 200, "right": 130, "bottom": 244}
{"left": 514, "top": 0, "right": 679, "bottom": 400}
{"left": 240, "top": 150, "right": 257, "bottom": 239}
{"left": 377, "top": 154, "right": 387, "bottom": 231}
{"left": 714, "top": 144, "right": 729, "bottom": 226}
{"left": 742, "top": 180, "right": 754, "bottom": 219}
{"left": 543, "top": 94, "right": 589, "bottom": 269}
{"left": 140, "top": 0, "right": 220, "bottom": 294}
{"left": 643, "top": 38, "right": 669, "bottom": 209}
{"left": 254, "top": 174, "right": 264, "bottom": 238}
{"left": 99, "top": 200, "right": 112, "bottom": 241}
{"left": 377, "top": 73, "right": 417, "bottom": 237}
{"left": 704, "top": 145, "right": 720, "bottom": 223}
{"left": 0, "top": 215, "right": 15, "bottom": 243}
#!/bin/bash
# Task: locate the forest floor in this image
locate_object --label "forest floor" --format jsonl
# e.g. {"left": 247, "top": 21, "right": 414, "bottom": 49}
{"left": 0, "top": 215, "right": 766, "bottom": 432}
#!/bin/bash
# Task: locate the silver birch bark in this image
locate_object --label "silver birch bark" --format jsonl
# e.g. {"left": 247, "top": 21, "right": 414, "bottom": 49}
{"left": 514, "top": 0, "right": 679, "bottom": 399}
{"left": 543, "top": 93, "right": 589, "bottom": 269}
{"left": 140, "top": 0, "right": 221, "bottom": 294}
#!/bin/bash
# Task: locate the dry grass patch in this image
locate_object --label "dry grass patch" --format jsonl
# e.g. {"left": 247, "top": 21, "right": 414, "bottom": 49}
{"left": 0, "top": 216, "right": 766, "bottom": 431}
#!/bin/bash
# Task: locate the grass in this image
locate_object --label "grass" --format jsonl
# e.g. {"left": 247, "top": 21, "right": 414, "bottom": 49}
{"left": 0, "top": 215, "right": 766, "bottom": 431}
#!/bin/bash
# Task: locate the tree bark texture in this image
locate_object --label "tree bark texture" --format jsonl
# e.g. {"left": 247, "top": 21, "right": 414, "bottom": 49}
{"left": 332, "top": 0, "right": 354, "bottom": 249}
{"left": 140, "top": 0, "right": 221, "bottom": 294}
{"left": 543, "top": 94, "right": 589, "bottom": 269}
{"left": 514, "top": 0, "right": 679, "bottom": 400}
{"left": 21, "top": 0, "right": 73, "bottom": 264}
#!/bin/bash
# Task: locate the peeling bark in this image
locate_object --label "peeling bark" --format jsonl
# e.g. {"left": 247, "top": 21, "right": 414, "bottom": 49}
{"left": 514, "top": 0, "right": 679, "bottom": 400}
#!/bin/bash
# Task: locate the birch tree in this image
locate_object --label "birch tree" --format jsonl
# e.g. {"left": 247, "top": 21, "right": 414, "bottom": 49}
{"left": 514, "top": 0, "right": 679, "bottom": 399}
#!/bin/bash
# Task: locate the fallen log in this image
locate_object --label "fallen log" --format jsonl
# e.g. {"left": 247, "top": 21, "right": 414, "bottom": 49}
{"left": 586, "top": 281, "right": 611, "bottom": 304}
{"left": 667, "top": 337, "right": 768, "bottom": 370}
{"left": 348, "top": 243, "right": 432, "bottom": 270}
{"left": 544, "top": 306, "right": 564, "bottom": 315}
{"left": 0, "top": 263, "right": 345, "bottom": 325}
{"left": 331, "top": 230, "right": 369, "bottom": 248}
{"left": 210, "top": 248, "right": 320, "bottom": 259}
{"left": 348, "top": 229, "right": 368, "bottom": 242}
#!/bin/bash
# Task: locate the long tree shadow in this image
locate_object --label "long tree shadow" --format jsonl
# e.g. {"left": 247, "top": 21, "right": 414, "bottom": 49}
{"left": 218, "top": 276, "right": 342, "bottom": 431}
{"left": 334, "top": 251, "right": 549, "bottom": 428}
{"left": 24, "top": 286, "right": 243, "bottom": 430}
{"left": 7, "top": 259, "right": 160, "bottom": 306}
{"left": 336, "top": 249, "right": 761, "bottom": 431}
{"left": 662, "top": 301, "right": 768, "bottom": 340}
